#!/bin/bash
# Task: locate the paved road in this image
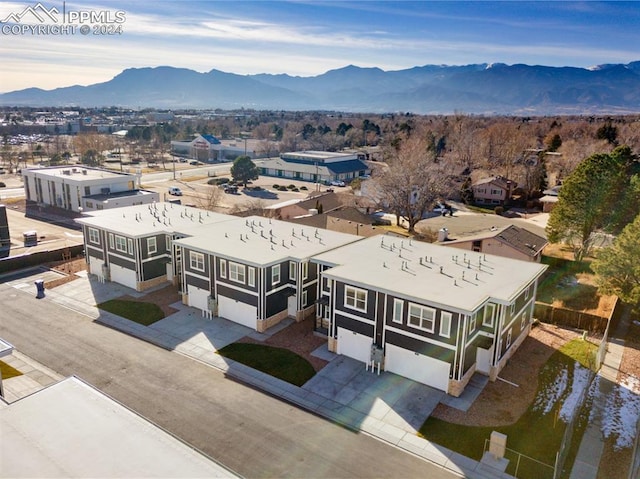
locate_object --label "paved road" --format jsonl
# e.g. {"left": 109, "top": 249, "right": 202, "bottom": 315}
{"left": 0, "top": 282, "right": 457, "bottom": 479}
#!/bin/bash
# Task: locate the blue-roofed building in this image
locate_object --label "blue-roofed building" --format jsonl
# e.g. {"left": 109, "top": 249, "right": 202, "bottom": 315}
{"left": 259, "top": 150, "right": 370, "bottom": 184}
{"left": 171, "top": 134, "right": 250, "bottom": 162}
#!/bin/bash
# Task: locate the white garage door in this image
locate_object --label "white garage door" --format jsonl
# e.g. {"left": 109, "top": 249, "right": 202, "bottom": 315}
{"left": 110, "top": 263, "right": 137, "bottom": 290}
{"left": 217, "top": 295, "right": 257, "bottom": 330}
{"left": 187, "top": 285, "right": 210, "bottom": 312}
{"left": 337, "top": 327, "right": 372, "bottom": 364}
{"left": 385, "top": 344, "right": 450, "bottom": 392}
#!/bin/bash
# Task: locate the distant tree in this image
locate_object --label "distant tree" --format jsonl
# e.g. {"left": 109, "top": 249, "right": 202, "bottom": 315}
{"left": 546, "top": 133, "right": 562, "bottom": 152}
{"left": 592, "top": 214, "right": 640, "bottom": 305}
{"left": 596, "top": 122, "right": 618, "bottom": 145}
{"left": 460, "top": 176, "right": 475, "bottom": 204}
{"left": 546, "top": 146, "right": 639, "bottom": 260}
{"left": 81, "top": 149, "right": 102, "bottom": 166}
{"left": 376, "top": 135, "right": 451, "bottom": 233}
{"left": 230, "top": 155, "right": 259, "bottom": 187}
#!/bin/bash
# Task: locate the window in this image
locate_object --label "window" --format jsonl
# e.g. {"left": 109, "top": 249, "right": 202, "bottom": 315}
{"left": 440, "top": 312, "right": 452, "bottom": 338}
{"left": 147, "top": 237, "right": 157, "bottom": 255}
{"left": 84, "top": 186, "right": 90, "bottom": 196}
{"left": 521, "top": 313, "right": 527, "bottom": 330}
{"left": 302, "top": 262, "right": 308, "bottom": 279}
{"left": 469, "top": 313, "right": 477, "bottom": 334}
{"left": 88, "top": 227, "right": 99, "bottom": 244}
{"left": 483, "top": 304, "right": 495, "bottom": 327}
{"left": 392, "top": 299, "right": 403, "bottom": 324}
{"left": 408, "top": 304, "right": 435, "bottom": 332}
{"left": 219, "top": 259, "right": 227, "bottom": 278}
{"left": 289, "top": 261, "right": 296, "bottom": 281}
{"left": 229, "top": 262, "right": 246, "bottom": 283}
{"left": 272, "top": 264, "right": 281, "bottom": 284}
{"left": 85, "top": 201, "right": 94, "bottom": 209}
{"left": 525, "top": 286, "right": 530, "bottom": 300}
{"left": 345, "top": 286, "right": 367, "bottom": 312}
{"left": 127, "top": 239, "right": 133, "bottom": 255}
{"left": 190, "top": 251, "right": 205, "bottom": 272}
{"left": 491, "top": 188, "right": 501, "bottom": 195}
{"left": 302, "top": 290, "right": 308, "bottom": 308}
{"left": 115, "top": 235, "right": 127, "bottom": 253}
{"left": 510, "top": 303, "right": 515, "bottom": 316}
{"left": 506, "top": 330, "right": 512, "bottom": 349}
{"left": 108, "top": 233, "right": 114, "bottom": 249}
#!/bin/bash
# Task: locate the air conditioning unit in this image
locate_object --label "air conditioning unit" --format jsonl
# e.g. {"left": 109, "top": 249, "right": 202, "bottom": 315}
{"left": 207, "top": 296, "right": 218, "bottom": 316}
{"left": 101, "top": 263, "right": 111, "bottom": 281}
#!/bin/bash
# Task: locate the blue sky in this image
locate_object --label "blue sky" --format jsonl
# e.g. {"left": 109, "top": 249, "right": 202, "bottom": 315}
{"left": 1, "top": 1, "right": 639, "bottom": 93}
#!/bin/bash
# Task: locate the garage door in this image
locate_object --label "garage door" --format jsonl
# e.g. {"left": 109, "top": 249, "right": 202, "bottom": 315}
{"left": 218, "top": 295, "right": 257, "bottom": 330}
{"left": 110, "top": 263, "right": 137, "bottom": 290}
{"left": 385, "top": 344, "right": 450, "bottom": 392}
{"left": 337, "top": 327, "right": 372, "bottom": 364}
{"left": 187, "top": 285, "right": 210, "bottom": 312}
{"left": 89, "top": 256, "right": 103, "bottom": 277}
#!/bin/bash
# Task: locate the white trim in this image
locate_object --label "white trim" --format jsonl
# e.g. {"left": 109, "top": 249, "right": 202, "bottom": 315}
{"left": 219, "top": 259, "right": 227, "bottom": 278}
{"left": 115, "top": 235, "right": 127, "bottom": 253}
{"left": 483, "top": 303, "right": 495, "bottom": 328}
{"left": 147, "top": 237, "right": 157, "bottom": 255}
{"left": 265, "top": 282, "right": 293, "bottom": 296}
{"left": 407, "top": 303, "right": 435, "bottom": 333}
{"left": 344, "top": 285, "right": 367, "bottom": 313}
{"left": 248, "top": 267, "right": 255, "bottom": 287}
{"left": 217, "top": 279, "right": 259, "bottom": 297}
{"left": 392, "top": 298, "right": 403, "bottom": 324}
{"left": 88, "top": 227, "right": 100, "bottom": 245}
{"left": 190, "top": 251, "right": 205, "bottom": 272}
{"left": 289, "top": 261, "right": 296, "bottom": 281}
{"left": 440, "top": 311, "right": 452, "bottom": 338}
{"left": 386, "top": 325, "right": 457, "bottom": 351}
{"left": 334, "top": 308, "right": 375, "bottom": 325}
{"left": 229, "top": 261, "right": 246, "bottom": 284}
{"left": 272, "top": 264, "right": 281, "bottom": 284}
{"left": 108, "top": 232, "right": 114, "bottom": 249}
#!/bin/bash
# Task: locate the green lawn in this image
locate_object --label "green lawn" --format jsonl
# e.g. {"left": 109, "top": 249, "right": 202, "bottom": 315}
{"left": 536, "top": 255, "right": 600, "bottom": 310}
{"left": 97, "top": 299, "right": 165, "bottom": 326}
{"left": 0, "top": 360, "right": 23, "bottom": 380}
{"left": 419, "top": 338, "right": 598, "bottom": 479}
{"left": 217, "top": 343, "right": 316, "bottom": 386}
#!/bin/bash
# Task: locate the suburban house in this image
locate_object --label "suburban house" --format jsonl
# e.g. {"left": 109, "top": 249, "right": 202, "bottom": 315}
{"left": 289, "top": 206, "right": 381, "bottom": 238}
{"left": 171, "top": 134, "right": 250, "bottom": 162}
{"left": 22, "top": 166, "right": 142, "bottom": 213}
{"left": 76, "top": 203, "right": 235, "bottom": 291}
{"left": 265, "top": 191, "right": 343, "bottom": 220}
{"left": 173, "top": 217, "right": 361, "bottom": 331}
{"left": 311, "top": 235, "right": 547, "bottom": 396}
{"left": 438, "top": 224, "right": 547, "bottom": 262}
{"left": 259, "top": 151, "right": 369, "bottom": 184}
{"left": 539, "top": 185, "right": 562, "bottom": 213}
{"left": 472, "top": 176, "right": 517, "bottom": 206}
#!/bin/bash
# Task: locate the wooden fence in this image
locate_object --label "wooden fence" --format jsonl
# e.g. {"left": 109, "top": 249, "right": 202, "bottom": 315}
{"left": 533, "top": 301, "right": 616, "bottom": 335}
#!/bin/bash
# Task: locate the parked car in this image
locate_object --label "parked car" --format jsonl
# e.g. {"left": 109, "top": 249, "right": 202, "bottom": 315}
{"left": 222, "top": 184, "right": 238, "bottom": 194}
{"left": 433, "top": 202, "right": 453, "bottom": 216}
{"left": 168, "top": 186, "right": 183, "bottom": 196}
{"left": 330, "top": 180, "right": 346, "bottom": 187}
{"left": 189, "top": 160, "right": 202, "bottom": 165}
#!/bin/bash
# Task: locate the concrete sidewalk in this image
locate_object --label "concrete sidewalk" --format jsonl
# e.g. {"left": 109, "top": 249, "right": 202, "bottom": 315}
{"left": 4, "top": 271, "right": 515, "bottom": 479}
{"left": 569, "top": 307, "right": 630, "bottom": 479}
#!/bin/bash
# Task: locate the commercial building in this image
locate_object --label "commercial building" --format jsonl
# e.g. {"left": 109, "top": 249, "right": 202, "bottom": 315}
{"left": 259, "top": 151, "right": 369, "bottom": 184}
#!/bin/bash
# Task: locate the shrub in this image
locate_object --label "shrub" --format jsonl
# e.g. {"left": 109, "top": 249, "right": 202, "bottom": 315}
{"left": 494, "top": 206, "right": 504, "bottom": 216}
{"left": 273, "top": 184, "right": 281, "bottom": 190}
{"left": 288, "top": 184, "right": 296, "bottom": 190}
{"left": 300, "top": 186, "right": 308, "bottom": 190}
{"left": 0, "top": 182, "right": 5, "bottom": 188}
{"left": 292, "top": 188, "right": 299, "bottom": 192}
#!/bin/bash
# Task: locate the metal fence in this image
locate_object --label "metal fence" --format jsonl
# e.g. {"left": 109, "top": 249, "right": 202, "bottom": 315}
{"left": 483, "top": 439, "right": 555, "bottom": 479}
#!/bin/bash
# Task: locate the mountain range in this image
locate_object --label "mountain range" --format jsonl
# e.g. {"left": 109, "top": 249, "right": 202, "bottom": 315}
{"left": 3, "top": 62, "right": 640, "bottom": 115}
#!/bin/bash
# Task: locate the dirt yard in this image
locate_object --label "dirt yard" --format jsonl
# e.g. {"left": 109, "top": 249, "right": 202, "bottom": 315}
{"left": 432, "top": 323, "right": 583, "bottom": 427}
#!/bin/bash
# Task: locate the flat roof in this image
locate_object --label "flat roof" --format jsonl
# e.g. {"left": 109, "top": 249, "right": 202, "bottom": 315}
{"left": 84, "top": 189, "right": 158, "bottom": 201}
{"left": 0, "top": 376, "right": 238, "bottom": 478}
{"left": 313, "top": 235, "right": 547, "bottom": 313}
{"left": 174, "top": 216, "right": 362, "bottom": 266}
{"left": 23, "top": 166, "right": 134, "bottom": 180}
{"left": 76, "top": 202, "right": 235, "bottom": 237}
{"left": 281, "top": 150, "right": 355, "bottom": 160}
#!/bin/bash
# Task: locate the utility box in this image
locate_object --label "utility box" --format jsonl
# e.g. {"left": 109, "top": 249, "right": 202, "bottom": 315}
{"left": 34, "top": 279, "right": 45, "bottom": 299}
{"left": 23, "top": 230, "right": 38, "bottom": 247}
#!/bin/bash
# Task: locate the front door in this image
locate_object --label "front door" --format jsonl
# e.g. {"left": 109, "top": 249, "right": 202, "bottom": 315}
{"left": 288, "top": 295, "right": 297, "bottom": 317}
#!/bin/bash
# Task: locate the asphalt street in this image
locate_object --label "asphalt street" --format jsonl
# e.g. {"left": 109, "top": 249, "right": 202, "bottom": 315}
{"left": 0, "top": 280, "right": 458, "bottom": 479}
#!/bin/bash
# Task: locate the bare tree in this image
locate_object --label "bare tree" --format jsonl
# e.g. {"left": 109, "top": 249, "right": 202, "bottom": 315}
{"left": 197, "top": 186, "right": 223, "bottom": 211}
{"left": 376, "top": 135, "right": 451, "bottom": 233}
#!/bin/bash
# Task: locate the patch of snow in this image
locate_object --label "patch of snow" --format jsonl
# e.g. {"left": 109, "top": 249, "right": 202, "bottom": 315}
{"left": 533, "top": 366, "right": 568, "bottom": 415}
{"left": 602, "top": 376, "right": 640, "bottom": 450}
{"left": 559, "top": 364, "right": 591, "bottom": 421}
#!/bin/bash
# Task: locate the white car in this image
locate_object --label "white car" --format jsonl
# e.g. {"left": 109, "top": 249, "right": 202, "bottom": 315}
{"left": 168, "top": 187, "right": 183, "bottom": 196}
{"left": 330, "top": 180, "right": 346, "bottom": 187}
